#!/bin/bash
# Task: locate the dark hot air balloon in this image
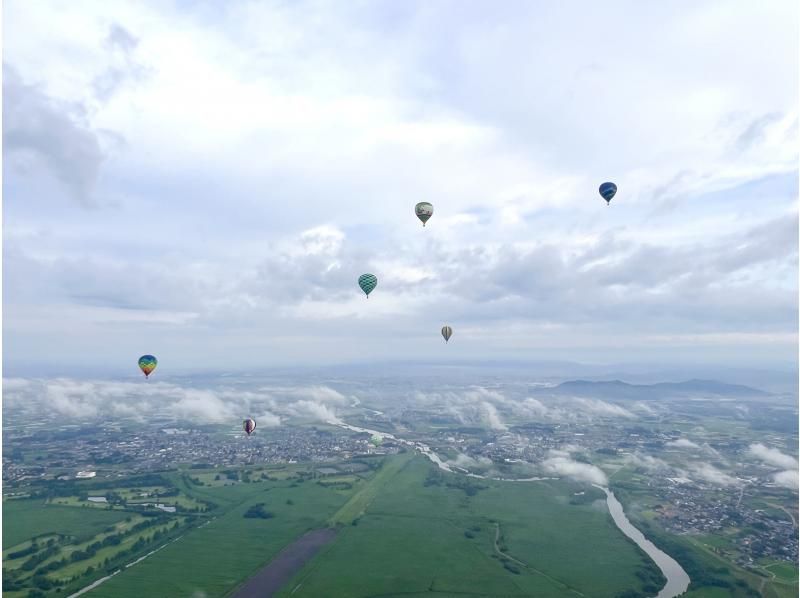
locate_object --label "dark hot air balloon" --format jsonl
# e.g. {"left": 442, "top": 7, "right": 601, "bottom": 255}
{"left": 441, "top": 326, "right": 453, "bottom": 343}
{"left": 243, "top": 418, "right": 256, "bottom": 436}
{"left": 599, "top": 182, "right": 617, "bottom": 205}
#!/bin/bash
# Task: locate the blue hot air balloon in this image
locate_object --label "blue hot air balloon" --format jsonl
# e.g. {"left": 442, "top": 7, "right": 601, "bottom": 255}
{"left": 599, "top": 182, "right": 617, "bottom": 205}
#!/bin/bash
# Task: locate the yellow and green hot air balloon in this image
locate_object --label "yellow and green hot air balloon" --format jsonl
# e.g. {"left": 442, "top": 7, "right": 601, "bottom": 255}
{"left": 415, "top": 202, "right": 434, "bottom": 226}
{"left": 358, "top": 273, "right": 378, "bottom": 298}
{"left": 138, "top": 355, "right": 157, "bottom": 379}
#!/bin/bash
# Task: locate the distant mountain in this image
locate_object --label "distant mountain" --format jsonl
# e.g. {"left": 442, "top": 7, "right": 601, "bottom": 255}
{"left": 552, "top": 379, "right": 770, "bottom": 400}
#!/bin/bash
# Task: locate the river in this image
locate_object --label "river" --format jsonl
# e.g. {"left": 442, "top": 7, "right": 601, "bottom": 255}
{"left": 593, "top": 485, "right": 690, "bottom": 598}
{"left": 333, "top": 419, "right": 690, "bottom": 598}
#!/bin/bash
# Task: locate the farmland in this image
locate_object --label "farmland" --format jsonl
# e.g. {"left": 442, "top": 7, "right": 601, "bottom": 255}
{"left": 278, "top": 456, "right": 664, "bottom": 597}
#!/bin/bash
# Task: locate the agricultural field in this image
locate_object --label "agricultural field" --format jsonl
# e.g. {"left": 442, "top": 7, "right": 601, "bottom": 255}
{"left": 88, "top": 467, "right": 357, "bottom": 597}
{"left": 279, "top": 456, "right": 664, "bottom": 597}
{"left": 3, "top": 499, "right": 130, "bottom": 548}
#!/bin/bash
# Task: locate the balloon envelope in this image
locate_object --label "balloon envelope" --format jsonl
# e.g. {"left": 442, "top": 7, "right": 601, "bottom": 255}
{"left": 243, "top": 418, "right": 256, "bottom": 436}
{"left": 358, "top": 273, "right": 378, "bottom": 297}
{"left": 415, "top": 202, "right": 434, "bottom": 226}
{"left": 599, "top": 182, "right": 617, "bottom": 203}
{"left": 441, "top": 325, "right": 453, "bottom": 343}
{"left": 138, "top": 355, "right": 157, "bottom": 378}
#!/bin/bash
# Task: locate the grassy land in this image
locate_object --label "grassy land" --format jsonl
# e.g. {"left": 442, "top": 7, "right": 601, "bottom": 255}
{"left": 86, "top": 471, "right": 356, "bottom": 597}
{"left": 280, "top": 456, "right": 664, "bottom": 597}
{"left": 328, "top": 451, "right": 413, "bottom": 525}
{"left": 2, "top": 499, "right": 130, "bottom": 547}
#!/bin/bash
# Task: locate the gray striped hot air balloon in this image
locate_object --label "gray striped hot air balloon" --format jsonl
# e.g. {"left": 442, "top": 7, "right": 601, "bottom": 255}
{"left": 358, "top": 273, "right": 377, "bottom": 298}
{"left": 441, "top": 325, "right": 453, "bottom": 343}
{"left": 243, "top": 418, "right": 256, "bottom": 436}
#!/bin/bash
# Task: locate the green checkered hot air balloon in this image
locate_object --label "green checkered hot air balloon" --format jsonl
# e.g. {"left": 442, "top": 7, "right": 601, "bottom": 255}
{"left": 358, "top": 273, "right": 377, "bottom": 298}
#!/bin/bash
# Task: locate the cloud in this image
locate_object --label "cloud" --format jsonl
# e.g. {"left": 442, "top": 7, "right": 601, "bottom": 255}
{"left": 3, "top": 64, "right": 107, "bottom": 206}
{"left": 252, "top": 410, "right": 282, "bottom": 428}
{"left": 690, "top": 463, "right": 737, "bottom": 487}
{"left": 288, "top": 386, "right": 348, "bottom": 405}
{"left": 625, "top": 453, "right": 670, "bottom": 471}
{"left": 667, "top": 438, "right": 701, "bottom": 449}
{"left": 572, "top": 398, "right": 635, "bottom": 419}
{"left": 772, "top": 470, "right": 799, "bottom": 490}
{"left": 542, "top": 451, "right": 608, "bottom": 485}
{"left": 632, "top": 402, "right": 658, "bottom": 416}
{"left": 287, "top": 400, "right": 341, "bottom": 424}
{"left": 2, "top": 2, "right": 797, "bottom": 372}
{"left": 168, "top": 389, "right": 233, "bottom": 424}
{"left": 747, "top": 443, "right": 798, "bottom": 469}
{"left": 6, "top": 377, "right": 283, "bottom": 427}
{"left": 482, "top": 402, "right": 507, "bottom": 431}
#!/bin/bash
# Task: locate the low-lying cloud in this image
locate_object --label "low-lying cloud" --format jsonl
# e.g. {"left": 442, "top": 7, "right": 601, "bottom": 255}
{"left": 690, "top": 463, "right": 738, "bottom": 487}
{"left": 667, "top": 438, "right": 700, "bottom": 449}
{"left": 747, "top": 443, "right": 798, "bottom": 469}
{"left": 542, "top": 451, "right": 608, "bottom": 486}
{"left": 772, "top": 470, "right": 799, "bottom": 490}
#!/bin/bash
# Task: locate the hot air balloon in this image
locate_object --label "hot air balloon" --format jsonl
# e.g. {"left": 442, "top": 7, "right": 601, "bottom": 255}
{"left": 415, "top": 202, "right": 434, "bottom": 227}
{"left": 243, "top": 418, "right": 256, "bottom": 436}
{"left": 599, "top": 182, "right": 617, "bottom": 205}
{"left": 441, "top": 326, "right": 453, "bottom": 343}
{"left": 138, "top": 355, "right": 157, "bottom": 378}
{"left": 358, "top": 273, "right": 377, "bottom": 298}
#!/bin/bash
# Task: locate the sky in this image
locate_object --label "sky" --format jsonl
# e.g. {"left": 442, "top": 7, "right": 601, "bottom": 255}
{"left": 3, "top": 0, "right": 798, "bottom": 375}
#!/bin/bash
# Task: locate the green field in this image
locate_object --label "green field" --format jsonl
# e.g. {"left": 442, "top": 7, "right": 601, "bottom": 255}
{"left": 765, "top": 561, "right": 800, "bottom": 583}
{"left": 329, "top": 451, "right": 413, "bottom": 525}
{"left": 2, "top": 499, "right": 130, "bottom": 547}
{"left": 280, "top": 456, "right": 664, "bottom": 597}
{"left": 87, "top": 471, "right": 356, "bottom": 597}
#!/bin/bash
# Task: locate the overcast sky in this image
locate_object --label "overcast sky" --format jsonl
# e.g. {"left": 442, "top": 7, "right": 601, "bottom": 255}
{"left": 3, "top": 1, "right": 798, "bottom": 375}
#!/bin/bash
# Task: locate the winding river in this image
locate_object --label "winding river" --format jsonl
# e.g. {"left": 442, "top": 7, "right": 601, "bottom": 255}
{"left": 335, "top": 420, "right": 690, "bottom": 598}
{"left": 593, "top": 485, "right": 690, "bottom": 598}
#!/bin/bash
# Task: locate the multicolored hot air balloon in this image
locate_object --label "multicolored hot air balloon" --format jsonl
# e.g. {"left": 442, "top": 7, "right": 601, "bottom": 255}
{"left": 138, "top": 355, "right": 157, "bottom": 378}
{"left": 599, "top": 182, "right": 617, "bottom": 205}
{"left": 441, "top": 326, "right": 453, "bottom": 343}
{"left": 243, "top": 418, "right": 256, "bottom": 436}
{"left": 415, "top": 202, "right": 434, "bottom": 227}
{"left": 358, "top": 273, "right": 378, "bottom": 298}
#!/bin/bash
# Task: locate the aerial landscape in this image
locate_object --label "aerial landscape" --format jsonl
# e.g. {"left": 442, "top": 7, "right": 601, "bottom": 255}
{"left": 3, "top": 1, "right": 798, "bottom": 597}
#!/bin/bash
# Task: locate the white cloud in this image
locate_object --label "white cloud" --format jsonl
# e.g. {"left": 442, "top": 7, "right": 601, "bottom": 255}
{"left": 542, "top": 451, "right": 608, "bottom": 485}
{"left": 667, "top": 438, "right": 701, "bottom": 449}
{"left": 287, "top": 386, "right": 348, "bottom": 405}
{"left": 2, "top": 2, "right": 797, "bottom": 371}
{"left": 690, "top": 463, "right": 737, "bottom": 487}
{"left": 287, "top": 400, "right": 341, "bottom": 424}
{"left": 748, "top": 443, "right": 799, "bottom": 469}
{"left": 625, "top": 453, "right": 669, "bottom": 471}
{"left": 482, "top": 402, "right": 507, "bottom": 431}
{"left": 572, "top": 398, "right": 635, "bottom": 419}
{"left": 773, "top": 470, "right": 799, "bottom": 490}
